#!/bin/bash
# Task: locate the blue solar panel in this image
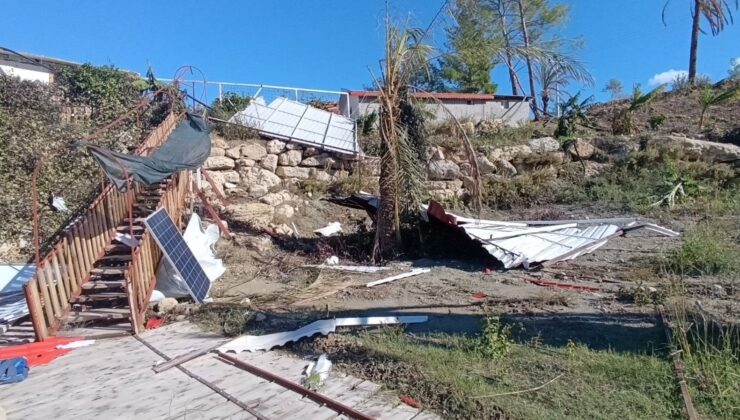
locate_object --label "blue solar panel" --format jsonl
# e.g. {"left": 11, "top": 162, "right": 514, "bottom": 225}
{"left": 145, "top": 208, "right": 210, "bottom": 303}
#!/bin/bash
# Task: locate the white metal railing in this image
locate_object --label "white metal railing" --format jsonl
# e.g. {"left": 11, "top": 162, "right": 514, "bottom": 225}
{"left": 160, "top": 79, "right": 351, "bottom": 118}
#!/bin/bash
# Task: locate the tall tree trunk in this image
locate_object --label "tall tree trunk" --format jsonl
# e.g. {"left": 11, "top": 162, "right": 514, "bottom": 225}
{"left": 373, "top": 153, "right": 398, "bottom": 262}
{"left": 689, "top": 0, "right": 701, "bottom": 84}
{"left": 516, "top": 0, "right": 540, "bottom": 119}
{"left": 541, "top": 90, "right": 550, "bottom": 116}
{"left": 497, "top": 0, "right": 520, "bottom": 96}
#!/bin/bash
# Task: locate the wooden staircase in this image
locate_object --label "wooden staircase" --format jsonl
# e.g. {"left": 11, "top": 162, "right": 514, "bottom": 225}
{"left": 64, "top": 182, "right": 169, "bottom": 327}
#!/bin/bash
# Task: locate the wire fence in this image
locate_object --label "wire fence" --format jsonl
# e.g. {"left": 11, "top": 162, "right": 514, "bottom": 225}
{"left": 161, "top": 80, "right": 351, "bottom": 117}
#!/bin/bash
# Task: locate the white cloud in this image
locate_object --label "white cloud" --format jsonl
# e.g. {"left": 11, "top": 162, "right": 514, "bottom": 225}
{"left": 649, "top": 69, "right": 687, "bottom": 86}
{"left": 732, "top": 57, "right": 740, "bottom": 68}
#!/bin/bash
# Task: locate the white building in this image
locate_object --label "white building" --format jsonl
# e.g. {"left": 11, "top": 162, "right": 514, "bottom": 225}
{"left": 339, "top": 91, "right": 532, "bottom": 127}
{"left": 0, "top": 50, "right": 80, "bottom": 83}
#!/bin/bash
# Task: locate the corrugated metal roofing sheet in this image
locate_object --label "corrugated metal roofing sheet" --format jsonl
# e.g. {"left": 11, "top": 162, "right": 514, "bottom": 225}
{"left": 230, "top": 97, "right": 358, "bottom": 155}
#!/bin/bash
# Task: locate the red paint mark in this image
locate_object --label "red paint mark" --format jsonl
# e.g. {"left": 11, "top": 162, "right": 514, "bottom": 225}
{"left": 0, "top": 337, "right": 83, "bottom": 367}
{"left": 471, "top": 292, "right": 488, "bottom": 300}
{"left": 484, "top": 267, "right": 492, "bottom": 275}
{"left": 529, "top": 279, "right": 601, "bottom": 293}
{"left": 145, "top": 318, "right": 165, "bottom": 330}
{"left": 400, "top": 395, "right": 422, "bottom": 408}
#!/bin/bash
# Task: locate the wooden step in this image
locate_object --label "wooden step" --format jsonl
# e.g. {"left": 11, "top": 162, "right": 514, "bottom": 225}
{"left": 91, "top": 267, "right": 127, "bottom": 276}
{"left": 65, "top": 308, "right": 130, "bottom": 323}
{"left": 81, "top": 280, "right": 126, "bottom": 291}
{"left": 104, "top": 244, "right": 133, "bottom": 255}
{"left": 116, "top": 225, "right": 145, "bottom": 233}
{"left": 72, "top": 292, "right": 128, "bottom": 303}
{"left": 98, "top": 254, "right": 133, "bottom": 262}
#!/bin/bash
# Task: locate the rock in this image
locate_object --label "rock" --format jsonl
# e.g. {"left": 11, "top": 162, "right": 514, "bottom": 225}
{"left": 312, "top": 170, "right": 333, "bottom": 182}
{"left": 248, "top": 185, "right": 269, "bottom": 198}
{"left": 285, "top": 142, "right": 303, "bottom": 150}
{"left": 222, "top": 170, "right": 240, "bottom": 183}
{"left": 461, "top": 176, "right": 478, "bottom": 191}
{"left": 156, "top": 298, "right": 178, "bottom": 314}
{"left": 225, "top": 146, "right": 242, "bottom": 159}
{"left": 276, "top": 166, "right": 312, "bottom": 179}
{"left": 266, "top": 139, "right": 286, "bottom": 154}
{"left": 260, "top": 190, "right": 294, "bottom": 206}
{"left": 204, "top": 156, "right": 235, "bottom": 170}
{"left": 653, "top": 135, "right": 740, "bottom": 162}
{"left": 428, "top": 160, "right": 461, "bottom": 180}
{"left": 358, "top": 159, "right": 381, "bottom": 176}
{"left": 225, "top": 202, "right": 274, "bottom": 228}
{"left": 278, "top": 150, "right": 303, "bottom": 166}
{"left": 528, "top": 137, "right": 561, "bottom": 153}
{"left": 261, "top": 154, "right": 278, "bottom": 172}
{"left": 476, "top": 118, "right": 503, "bottom": 135}
{"left": 459, "top": 162, "right": 472, "bottom": 176}
{"left": 583, "top": 161, "right": 609, "bottom": 177}
{"left": 210, "top": 147, "right": 226, "bottom": 157}
{"left": 566, "top": 138, "right": 595, "bottom": 159}
{"left": 236, "top": 158, "right": 255, "bottom": 168}
{"left": 241, "top": 143, "right": 268, "bottom": 160}
{"left": 477, "top": 155, "right": 496, "bottom": 175}
{"left": 428, "top": 180, "right": 463, "bottom": 190}
{"left": 429, "top": 189, "right": 463, "bottom": 200}
{"left": 303, "top": 147, "right": 319, "bottom": 157}
{"left": 223, "top": 182, "right": 237, "bottom": 190}
{"left": 255, "top": 168, "right": 282, "bottom": 189}
{"left": 211, "top": 135, "right": 229, "bottom": 149}
{"left": 275, "top": 204, "right": 295, "bottom": 219}
{"left": 493, "top": 158, "right": 517, "bottom": 177}
{"left": 238, "top": 234, "right": 273, "bottom": 254}
{"left": 491, "top": 145, "right": 532, "bottom": 161}
{"left": 429, "top": 146, "right": 445, "bottom": 161}
{"left": 204, "top": 170, "right": 225, "bottom": 195}
{"left": 301, "top": 155, "right": 327, "bottom": 167}
{"left": 175, "top": 314, "right": 186, "bottom": 322}
{"left": 460, "top": 120, "right": 476, "bottom": 136}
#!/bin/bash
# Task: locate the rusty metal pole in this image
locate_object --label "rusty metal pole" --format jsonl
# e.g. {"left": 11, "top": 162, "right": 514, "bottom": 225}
{"left": 32, "top": 159, "right": 43, "bottom": 268}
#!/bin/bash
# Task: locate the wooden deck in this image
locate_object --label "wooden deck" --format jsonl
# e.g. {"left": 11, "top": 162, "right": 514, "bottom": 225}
{"left": 0, "top": 322, "right": 438, "bottom": 420}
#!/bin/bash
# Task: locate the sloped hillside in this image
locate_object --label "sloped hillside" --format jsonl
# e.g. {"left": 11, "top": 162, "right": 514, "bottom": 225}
{"left": 587, "top": 80, "right": 740, "bottom": 144}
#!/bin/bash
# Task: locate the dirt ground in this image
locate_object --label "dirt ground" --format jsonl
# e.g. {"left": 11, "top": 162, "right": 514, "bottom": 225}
{"left": 209, "top": 197, "right": 738, "bottom": 333}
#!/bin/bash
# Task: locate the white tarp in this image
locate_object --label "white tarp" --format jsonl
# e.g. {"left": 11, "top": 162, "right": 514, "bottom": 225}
{"left": 230, "top": 97, "right": 359, "bottom": 155}
{"left": 154, "top": 213, "right": 225, "bottom": 298}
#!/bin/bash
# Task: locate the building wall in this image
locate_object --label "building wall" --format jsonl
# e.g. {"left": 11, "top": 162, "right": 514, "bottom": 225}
{"left": 340, "top": 95, "right": 531, "bottom": 127}
{"left": 0, "top": 60, "right": 53, "bottom": 83}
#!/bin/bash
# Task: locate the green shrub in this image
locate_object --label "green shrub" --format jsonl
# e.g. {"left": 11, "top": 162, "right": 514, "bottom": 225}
{"left": 484, "top": 169, "right": 557, "bottom": 209}
{"left": 648, "top": 114, "right": 666, "bottom": 131}
{"left": 667, "top": 223, "right": 740, "bottom": 276}
{"left": 474, "top": 123, "right": 535, "bottom": 148}
{"left": 472, "top": 315, "right": 512, "bottom": 360}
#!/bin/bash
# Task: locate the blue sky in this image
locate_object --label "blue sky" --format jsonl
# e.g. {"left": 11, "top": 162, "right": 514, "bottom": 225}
{"left": 2, "top": 0, "right": 738, "bottom": 102}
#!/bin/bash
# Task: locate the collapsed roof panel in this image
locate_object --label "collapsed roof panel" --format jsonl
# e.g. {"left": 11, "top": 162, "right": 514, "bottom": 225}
{"left": 230, "top": 97, "right": 359, "bottom": 156}
{"left": 424, "top": 201, "right": 677, "bottom": 269}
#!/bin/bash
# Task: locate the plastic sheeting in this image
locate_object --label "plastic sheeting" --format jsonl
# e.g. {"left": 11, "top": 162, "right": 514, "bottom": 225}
{"left": 154, "top": 213, "right": 225, "bottom": 299}
{"left": 78, "top": 113, "right": 211, "bottom": 191}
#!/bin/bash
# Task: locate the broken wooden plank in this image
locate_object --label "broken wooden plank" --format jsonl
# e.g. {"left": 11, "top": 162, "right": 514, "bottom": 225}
{"left": 365, "top": 268, "right": 431, "bottom": 288}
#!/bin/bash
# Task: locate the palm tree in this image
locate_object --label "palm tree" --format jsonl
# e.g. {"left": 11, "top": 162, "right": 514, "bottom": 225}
{"left": 536, "top": 54, "right": 594, "bottom": 116}
{"left": 663, "top": 0, "right": 739, "bottom": 84}
{"left": 698, "top": 86, "right": 740, "bottom": 127}
{"left": 554, "top": 92, "right": 594, "bottom": 138}
{"left": 612, "top": 84, "right": 666, "bottom": 135}
{"left": 372, "top": 22, "right": 431, "bottom": 262}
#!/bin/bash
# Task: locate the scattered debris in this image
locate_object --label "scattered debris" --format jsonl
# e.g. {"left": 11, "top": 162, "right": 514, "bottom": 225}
{"left": 325, "top": 255, "right": 339, "bottom": 266}
{"left": 325, "top": 193, "right": 380, "bottom": 218}
{"left": 400, "top": 395, "right": 422, "bottom": 408}
{"left": 303, "top": 264, "right": 391, "bottom": 273}
{"left": 0, "top": 357, "right": 29, "bottom": 384}
{"left": 314, "top": 222, "right": 342, "bottom": 237}
{"left": 0, "top": 337, "right": 84, "bottom": 367}
{"left": 424, "top": 201, "right": 678, "bottom": 269}
{"left": 0, "top": 264, "right": 35, "bottom": 326}
{"left": 114, "top": 232, "right": 140, "bottom": 248}
{"left": 55, "top": 340, "right": 95, "bottom": 350}
{"left": 145, "top": 318, "right": 165, "bottom": 330}
{"left": 471, "top": 292, "right": 488, "bottom": 300}
{"left": 528, "top": 279, "right": 602, "bottom": 293}
{"left": 303, "top": 354, "right": 332, "bottom": 390}
{"left": 50, "top": 194, "right": 69, "bottom": 212}
{"left": 214, "top": 350, "right": 374, "bottom": 420}
{"left": 366, "top": 268, "right": 431, "bottom": 288}
{"left": 219, "top": 316, "right": 428, "bottom": 353}
{"left": 155, "top": 298, "right": 179, "bottom": 315}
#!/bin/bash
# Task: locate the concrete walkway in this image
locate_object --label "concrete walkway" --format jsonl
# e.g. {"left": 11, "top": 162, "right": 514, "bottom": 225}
{"left": 0, "top": 322, "right": 438, "bottom": 420}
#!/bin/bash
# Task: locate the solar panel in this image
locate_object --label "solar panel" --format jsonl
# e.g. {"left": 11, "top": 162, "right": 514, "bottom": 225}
{"left": 145, "top": 208, "right": 210, "bottom": 303}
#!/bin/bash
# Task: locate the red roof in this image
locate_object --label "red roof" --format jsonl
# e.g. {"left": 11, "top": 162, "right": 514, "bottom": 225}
{"left": 349, "top": 90, "right": 497, "bottom": 100}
